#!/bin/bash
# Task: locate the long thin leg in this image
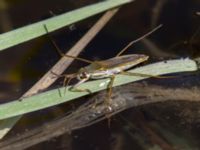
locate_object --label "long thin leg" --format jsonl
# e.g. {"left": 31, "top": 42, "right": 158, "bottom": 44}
{"left": 69, "top": 78, "right": 92, "bottom": 94}
{"left": 43, "top": 24, "right": 94, "bottom": 64}
{"left": 120, "top": 71, "right": 174, "bottom": 78}
{"left": 103, "top": 75, "right": 115, "bottom": 127}
{"left": 115, "top": 24, "right": 162, "bottom": 57}
{"left": 50, "top": 71, "right": 76, "bottom": 79}
{"left": 107, "top": 75, "right": 115, "bottom": 105}
{"left": 63, "top": 76, "right": 73, "bottom": 95}
{"left": 51, "top": 71, "right": 76, "bottom": 95}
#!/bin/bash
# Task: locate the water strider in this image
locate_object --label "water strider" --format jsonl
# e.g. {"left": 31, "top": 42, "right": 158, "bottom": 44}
{"left": 44, "top": 24, "right": 163, "bottom": 106}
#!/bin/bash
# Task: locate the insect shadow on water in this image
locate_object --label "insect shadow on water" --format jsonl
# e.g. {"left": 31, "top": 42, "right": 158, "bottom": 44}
{"left": 44, "top": 24, "right": 166, "bottom": 109}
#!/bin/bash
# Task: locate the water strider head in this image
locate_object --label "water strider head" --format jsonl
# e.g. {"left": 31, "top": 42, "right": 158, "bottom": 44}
{"left": 77, "top": 68, "right": 91, "bottom": 81}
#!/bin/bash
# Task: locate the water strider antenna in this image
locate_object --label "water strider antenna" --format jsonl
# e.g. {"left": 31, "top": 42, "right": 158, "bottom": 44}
{"left": 116, "top": 24, "right": 163, "bottom": 57}
{"left": 43, "top": 24, "right": 94, "bottom": 64}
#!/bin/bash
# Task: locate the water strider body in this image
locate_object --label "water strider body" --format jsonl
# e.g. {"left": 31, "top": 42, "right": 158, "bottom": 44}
{"left": 45, "top": 24, "right": 162, "bottom": 103}
{"left": 67, "top": 54, "right": 149, "bottom": 107}
{"left": 77, "top": 54, "right": 149, "bottom": 80}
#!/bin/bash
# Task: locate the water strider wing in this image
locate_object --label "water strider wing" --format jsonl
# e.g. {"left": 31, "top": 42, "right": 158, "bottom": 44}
{"left": 94, "top": 54, "right": 149, "bottom": 70}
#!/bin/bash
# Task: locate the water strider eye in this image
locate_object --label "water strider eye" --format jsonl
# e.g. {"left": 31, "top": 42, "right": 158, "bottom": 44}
{"left": 78, "top": 72, "right": 89, "bottom": 80}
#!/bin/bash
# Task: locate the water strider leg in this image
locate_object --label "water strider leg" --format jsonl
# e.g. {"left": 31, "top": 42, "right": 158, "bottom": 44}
{"left": 106, "top": 75, "right": 115, "bottom": 106}
{"left": 51, "top": 71, "right": 76, "bottom": 95}
{"left": 90, "top": 75, "right": 116, "bottom": 112}
{"left": 103, "top": 75, "right": 116, "bottom": 127}
{"left": 63, "top": 76, "right": 73, "bottom": 95}
{"left": 43, "top": 24, "right": 94, "bottom": 64}
{"left": 115, "top": 25, "right": 162, "bottom": 57}
{"left": 119, "top": 71, "right": 173, "bottom": 79}
{"left": 69, "top": 78, "right": 92, "bottom": 94}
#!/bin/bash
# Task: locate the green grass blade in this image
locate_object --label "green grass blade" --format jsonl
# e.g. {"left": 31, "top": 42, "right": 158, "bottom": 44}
{"left": 0, "top": 58, "right": 197, "bottom": 121}
{"left": 0, "top": 0, "right": 133, "bottom": 51}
